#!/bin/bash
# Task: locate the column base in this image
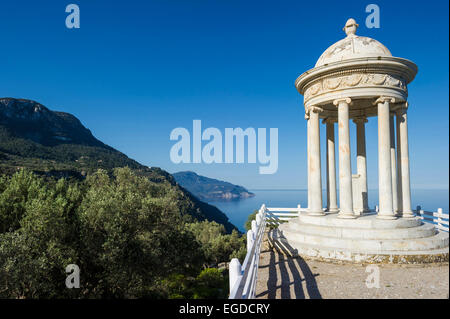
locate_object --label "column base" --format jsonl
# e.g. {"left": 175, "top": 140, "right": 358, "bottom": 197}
{"left": 327, "top": 208, "right": 339, "bottom": 214}
{"left": 401, "top": 211, "right": 415, "bottom": 218}
{"left": 354, "top": 210, "right": 363, "bottom": 217}
{"left": 308, "top": 210, "right": 326, "bottom": 217}
{"left": 376, "top": 213, "right": 398, "bottom": 220}
{"left": 338, "top": 212, "right": 357, "bottom": 219}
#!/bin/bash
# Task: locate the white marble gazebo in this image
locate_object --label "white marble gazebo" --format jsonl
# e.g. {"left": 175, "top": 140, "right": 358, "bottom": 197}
{"left": 276, "top": 19, "right": 449, "bottom": 263}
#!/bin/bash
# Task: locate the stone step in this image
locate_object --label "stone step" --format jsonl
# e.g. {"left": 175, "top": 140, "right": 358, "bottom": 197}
{"left": 278, "top": 224, "right": 449, "bottom": 252}
{"left": 269, "top": 229, "right": 449, "bottom": 264}
{"left": 285, "top": 219, "right": 437, "bottom": 240}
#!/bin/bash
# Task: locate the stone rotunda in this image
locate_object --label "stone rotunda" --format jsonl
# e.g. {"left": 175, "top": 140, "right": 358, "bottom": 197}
{"left": 275, "top": 19, "right": 449, "bottom": 263}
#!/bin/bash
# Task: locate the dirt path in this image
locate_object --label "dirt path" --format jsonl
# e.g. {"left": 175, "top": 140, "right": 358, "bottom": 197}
{"left": 255, "top": 236, "right": 449, "bottom": 299}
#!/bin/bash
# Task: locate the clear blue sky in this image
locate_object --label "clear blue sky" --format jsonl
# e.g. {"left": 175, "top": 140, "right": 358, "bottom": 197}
{"left": 0, "top": 0, "right": 448, "bottom": 190}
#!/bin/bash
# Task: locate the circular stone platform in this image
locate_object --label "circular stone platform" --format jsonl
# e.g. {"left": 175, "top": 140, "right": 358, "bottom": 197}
{"left": 272, "top": 212, "right": 449, "bottom": 264}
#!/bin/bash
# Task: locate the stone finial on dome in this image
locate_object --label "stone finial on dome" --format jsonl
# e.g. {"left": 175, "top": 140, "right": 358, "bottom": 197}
{"left": 343, "top": 18, "right": 359, "bottom": 36}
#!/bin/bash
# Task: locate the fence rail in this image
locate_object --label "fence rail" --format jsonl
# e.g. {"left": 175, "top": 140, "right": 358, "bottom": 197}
{"left": 415, "top": 206, "right": 449, "bottom": 232}
{"left": 265, "top": 204, "right": 305, "bottom": 226}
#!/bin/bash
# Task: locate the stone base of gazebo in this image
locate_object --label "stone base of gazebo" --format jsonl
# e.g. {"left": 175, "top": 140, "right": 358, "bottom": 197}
{"left": 270, "top": 212, "right": 449, "bottom": 264}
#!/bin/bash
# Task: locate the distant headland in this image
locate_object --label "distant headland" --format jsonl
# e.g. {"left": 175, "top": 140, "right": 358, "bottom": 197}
{"left": 173, "top": 171, "right": 255, "bottom": 202}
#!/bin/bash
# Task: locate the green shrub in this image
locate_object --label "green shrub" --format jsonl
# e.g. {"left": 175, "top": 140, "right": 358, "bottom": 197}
{"left": 192, "top": 268, "right": 228, "bottom": 299}
{"left": 0, "top": 168, "right": 246, "bottom": 299}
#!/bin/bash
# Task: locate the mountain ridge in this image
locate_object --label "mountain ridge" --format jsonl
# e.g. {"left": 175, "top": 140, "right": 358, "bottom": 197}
{"left": 0, "top": 97, "right": 237, "bottom": 233}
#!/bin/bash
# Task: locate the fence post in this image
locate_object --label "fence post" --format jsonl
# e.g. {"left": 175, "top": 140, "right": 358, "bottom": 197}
{"left": 229, "top": 258, "right": 242, "bottom": 295}
{"left": 257, "top": 211, "right": 264, "bottom": 227}
{"left": 375, "top": 205, "right": 379, "bottom": 213}
{"left": 247, "top": 229, "right": 254, "bottom": 252}
{"left": 437, "top": 208, "right": 443, "bottom": 230}
{"left": 251, "top": 220, "right": 257, "bottom": 234}
{"left": 297, "top": 204, "right": 301, "bottom": 214}
{"left": 419, "top": 209, "right": 424, "bottom": 221}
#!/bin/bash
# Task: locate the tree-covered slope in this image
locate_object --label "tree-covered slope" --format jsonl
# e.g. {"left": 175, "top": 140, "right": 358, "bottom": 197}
{"left": 0, "top": 168, "right": 246, "bottom": 298}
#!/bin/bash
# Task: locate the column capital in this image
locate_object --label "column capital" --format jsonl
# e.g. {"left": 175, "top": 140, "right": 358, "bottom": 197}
{"left": 306, "top": 105, "right": 324, "bottom": 114}
{"left": 393, "top": 102, "right": 409, "bottom": 114}
{"left": 373, "top": 96, "right": 396, "bottom": 105}
{"left": 333, "top": 97, "right": 352, "bottom": 106}
{"left": 352, "top": 116, "right": 368, "bottom": 124}
{"left": 322, "top": 117, "right": 337, "bottom": 124}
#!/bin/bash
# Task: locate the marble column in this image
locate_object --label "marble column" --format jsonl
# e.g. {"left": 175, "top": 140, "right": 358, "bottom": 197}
{"left": 376, "top": 97, "right": 396, "bottom": 220}
{"left": 390, "top": 113, "right": 399, "bottom": 215}
{"left": 307, "top": 106, "right": 325, "bottom": 216}
{"left": 325, "top": 118, "right": 338, "bottom": 213}
{"left": 306, "top": 114, "right": 311, "bottom": 210}
{"left": 353, "top": 116, "right": 369, "bottom": 213}
{"left": 396, "top": 109, "right": 403, "bottom": 214}
{"left": 396, "top": 104, "right": 414, "bottom": 218}
{"left": 333, "top": 98, "right": 355, "bottom": 219}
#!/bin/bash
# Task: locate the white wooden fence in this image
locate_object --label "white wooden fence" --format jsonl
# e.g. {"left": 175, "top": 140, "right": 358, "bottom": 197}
{"left": 228, "top": 203, "right": 448, "bottom": 298}
{"left": 415, "top": 206, "right": 449, "bottom": 232}
{"left": 228, "top": 204, "right": 302, "bottom": 299}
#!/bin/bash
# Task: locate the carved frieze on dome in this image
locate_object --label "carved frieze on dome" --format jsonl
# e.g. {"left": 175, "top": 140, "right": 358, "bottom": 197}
{"left": 304, "top": 72, "right": 407, "bottom": 101}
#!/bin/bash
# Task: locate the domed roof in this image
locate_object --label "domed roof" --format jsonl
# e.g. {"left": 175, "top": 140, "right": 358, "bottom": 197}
{"left": 315, "top": 18, "right": 392, "bottom": 67}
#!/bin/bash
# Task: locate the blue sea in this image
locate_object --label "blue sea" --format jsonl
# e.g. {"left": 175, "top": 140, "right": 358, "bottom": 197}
{"left": 211, "top": 189, "right": 449, "bottom": 232}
